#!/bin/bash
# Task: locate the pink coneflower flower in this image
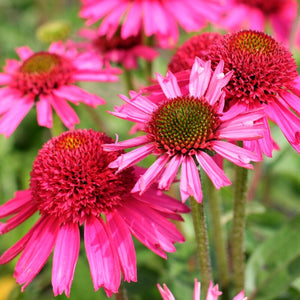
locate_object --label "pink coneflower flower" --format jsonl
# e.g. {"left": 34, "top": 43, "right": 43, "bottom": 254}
{"left": 0, "top": 42, "right": 120, "bottom": 137}
{"left": 158, "top": 279, "right": 247, "bottom": 300}
{"left": 0, "top": 129, "right": 188, "bottom": 297}
{"left": 205, "top": 30, "right": 300, "bottom": 154}
{"left": 79, "top": 0, "right": 222, "bottom": 47}
{"left": 78, "top": 27, "right": 158, "bottom": 70}
{"left": 103, "top": 58, "right": 265, "bottom": 203}
{"left": 220, "top": 0, "right": 297, "bottom": 45}
{"left": 168, "top": 32, "right": 222, "bottom": 73}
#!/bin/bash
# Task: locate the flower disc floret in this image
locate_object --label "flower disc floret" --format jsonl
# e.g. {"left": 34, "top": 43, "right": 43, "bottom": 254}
{"left": 206, "top": 30, "right": 298, "bottom": 107}
{"left": 146, "top": 96, "right": 220, "bottom": 155}
{"left": 11, "top": 52, "right": 75, "bottom": 95}
{"left": 30, "top": 130, "right": 136, "bottom": 224}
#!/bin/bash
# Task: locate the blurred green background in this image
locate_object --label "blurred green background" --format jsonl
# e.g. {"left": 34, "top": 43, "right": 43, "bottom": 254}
{"left": 0, "top": 1, "right": 300, "bottom": 300}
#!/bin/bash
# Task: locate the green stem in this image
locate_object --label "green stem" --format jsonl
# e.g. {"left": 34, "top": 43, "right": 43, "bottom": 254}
{"left": 84, "top": 105, "right": 108, "bottom": 133}
{"left": 114, "top": 283, "right": 128, "bottom": 300}
{"left": 50, "top": 113, "right": 65, "bottom": 137}
{"left": 190, "top": 197, "right": 212, "bottom": 297}
{"left": 143, "top": 35, "right": 154, "bottom": 84}
{"left": 123, "top": 68, "right": 135, "bottom": 91}
{"left": 206, "top": 177, "right": 230, "bottom": 295}
{"left": 231, "top": 163, "right": 248, "bottom": 293}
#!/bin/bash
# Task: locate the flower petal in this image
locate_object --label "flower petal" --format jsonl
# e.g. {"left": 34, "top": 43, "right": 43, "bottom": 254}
{"left": 157, "top": 71, "right": 182, "bottom": 99}
{"left": 106, "top": 211, "right": 137, "bottom": 282}
{"left": 195, "top": 151, "right": 231, "bottom": 190}
{"left": 36, "top": 95, "right": 53, "bottom": 128}
{"left": 84, "top": 216, "right": 120, "bottom": 296}
{"left": 180, "top": 156, "right": 203, "bottom": 203}
{"left": 52, "top": 223, "right": 80, "bottom": 297}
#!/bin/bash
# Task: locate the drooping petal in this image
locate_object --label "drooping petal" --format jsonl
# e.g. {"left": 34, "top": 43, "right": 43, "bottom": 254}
{"left": 106, "top": 211, "right": 137, "bottom": 282}
{"left": 108, "top": 143, "right": 156, "bottom": 171}
{"left": 50, "top": 94, "right": 80, "bottom": 129}
{"left": 132, "top": 154, "right": 169, "bottom": 193}
{"left": 212, "top": 141, "right": 259, "bottom": 168}
{"left": 0, "top": 190, "right": 32, "bottom": 218}
{"left": 158, "top": 154, "right": 183, "bottom": 190}
{"left": 53, "top": 85, "right": 105, "bottom": 107}
{"left": 15, "top": 216, "right": 60, "bottom": 291}
{"left": 0, "top": 95, "right": 34, "bottom": 137}
{"left": 36, "top": 94, "right": 53, "bottom": 128}
{"left": 195, "top": 151, "right": 231, "bottom": 190}
{"left": 157, "top": 283, "right": 176, "bottom": 300}
{"left": 52, "top": 223, "right": 80, "bottom": 297}
{"left": 180, "top": 156, "right": 203, "bottom": 203}
{"left": 103, "top": 135, "right": 150, "bottom": 151}
{"left": 0, "top": 218, "right": 43, "bottom": 264}
{"left": 84, "top": 216, "right": 120, "bottom": 296}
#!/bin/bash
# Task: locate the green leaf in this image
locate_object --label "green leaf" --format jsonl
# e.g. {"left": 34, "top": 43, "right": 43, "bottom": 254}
{"left": 246, "top": 215, "right": 300, "bottom": 299}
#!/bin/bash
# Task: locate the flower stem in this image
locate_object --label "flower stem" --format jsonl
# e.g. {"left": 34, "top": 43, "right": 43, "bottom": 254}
{"left": 206, "top": 177, "right": 230, "bottom": 294}
{"left": 190, "top": 197, "right": 212, "bottom": 297}
{"left": 232, "top": 163, "right": 248, "bottom": 293}
{"left": 114, "top": 283, "right": 128, "bottom": 300}
{"left": 50, "top": 113, "right": 65, "bottom": 137}
{"left": 123, "top": 67, "right": 135, "bottom": 91}
{"left": 143, "top": 35, "right": 154, "bottom": 84}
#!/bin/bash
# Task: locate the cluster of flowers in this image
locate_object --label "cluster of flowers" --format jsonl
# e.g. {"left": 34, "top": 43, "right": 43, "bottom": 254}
{"left": 0, "top": 0, "right": 299, "bottom": 298}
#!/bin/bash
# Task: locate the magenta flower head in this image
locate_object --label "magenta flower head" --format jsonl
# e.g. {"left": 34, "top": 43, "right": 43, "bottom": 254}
{"left": 220, "top": 0, "right": 297, "bottom": 45}
{"left": 78, "top": 27, "right": 158, "bottom": 70}
{"left": 205, "top": 30, "right": 300, "bottom": 155}
{"left": 0, "top": 42, "right": 120, "bottom": 137}
{"left": 79, "top": 0, "right": 222, "bottom": 47}
{"left": 0, "top": 129, "right": 188, "bottom": 297}
{"left": 158, "top": 279, "right": 247, "bottom": 300}
{"left": 103, "top": 58, "right": 265, "bottom": 203}
{"left": 168, "top": 32, "right": 222, "bottom": 73}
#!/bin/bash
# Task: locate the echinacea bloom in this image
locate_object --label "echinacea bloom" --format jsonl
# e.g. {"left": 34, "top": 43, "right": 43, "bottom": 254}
{"left": 103, "top": 58, "right": 265, "bottom": 203}
{"left": 79, "top": 0, "right": 222, "bottom": 47}
{"left": 168, "top": 32, "right": 222, "bottom": 73}
{"left": 158, "top": 279, "right": 247, "bottom": 300}
{"left": 205, "top": 30, "right": 300, "bottom": 154}
{"left": 0, "top": 129, "right": 188, "bottom": 297}
{"left": 0, "top": 42, "right": 120, "bottom": 137}
{"left": 220, "top": 0, "right": 297, "bottom": 45}
{"left": 78, "top": 27, "right": 158, "bottom": 70}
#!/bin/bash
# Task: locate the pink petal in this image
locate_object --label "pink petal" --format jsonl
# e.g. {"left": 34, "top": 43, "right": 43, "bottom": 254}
{"left": 157, "top": 283, "right": 175, "bottom": 300}
{"left": 212, "top": 141, "right": 259, "bottom": 168}
{"left": 193, "top": 278, "right": 200, "bottom": 300}
{"left": 180, "top": 156, "right": 203, "bottom": 203}
{"left": 205, "top": 61, "right": 233, "bottom": 105}
{"left": 132, "top": 154, "right": 169, "bottom": 193}
{"left": 49, "top": 41, "right": 66, "bottom": 55}
{"left": 195, "top": 151, "right": 231, "bottom": 190}
{"left": 103, "top": 135, "right": 150, "bottom": 151}
{"left": 16, "top": 46, "right": 33, "bottom": 61}
{"left": 279, "top": 91, "right": 300, "bottom": 118}
{"left": 0, "top": 204, "right": 36, "bottom": 234}
{"left": 157, "top": 71, "right": 182, "bottom": 99}
{"left": 72, "top": 70, "right": 119, "bottom": 82}
{"left": 108, "top": 143, "right": 156, "bottom": 171}
{"left": 52, "top": 223, "right": 80, "bottom": 297}
{"left": 36, "top": 95, "right": 53, "bottom": 128}
{"left": 53, "top": 85, "right": 105, "bottom": 107}
{"left": 84, "top": 216, "right": 120, "bottom": 295}
{"left": 233, "top": 290, "right": 246, "bottom": 300}
{"left": 118, "top": 199, "right": 184, "bottom": 258}
{"left": 0, "top": 95, "right": 34, "bottom": 137}
{"left": 0, "top": 73, "right": 11, "bottom": 85}
{"left": 50, "top": 94, "right": 80, "bottom": 129}
{"left": 0, "top": 190, "right": 32, "bottom": 218}
{"left": 15, "top": 216, "right": 60, "bottom": 291}
{"left": 122, "top": 2, "right": 142, "bottom": 38}
{"left": 0, "top": 88, "right": 22, "bottom": 115}
{"left": 0, "top": 218, "right": 43, "bottom": 264}
{"left": 206, "top": 281, "right": 222, "bottom": 300}
{"left": 158, "top": 154, "right": 183, "bottom": 190}
{"left": 189, "top": 59, "right": 212, "bottom": 98}
{"left": 106, "top": 211, "right": 137, "bottom": 282}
